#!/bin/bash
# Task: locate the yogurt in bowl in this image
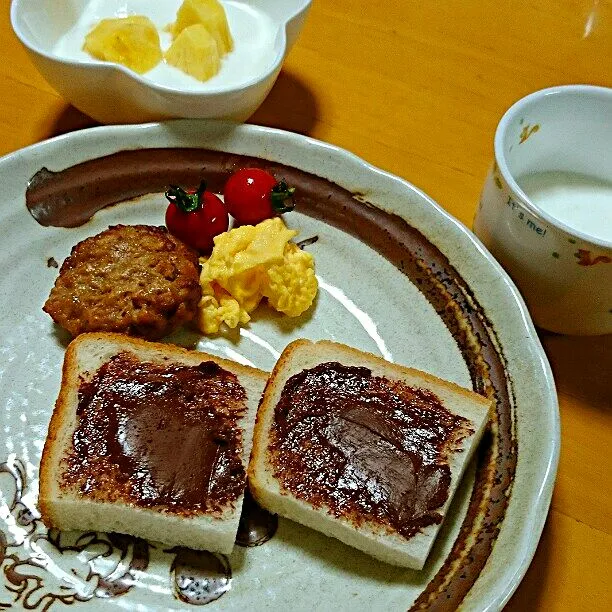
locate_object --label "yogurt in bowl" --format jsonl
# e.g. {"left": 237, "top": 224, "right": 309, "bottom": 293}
{"left": 11, "top": 0, "right": 311, "bottom": 123}
{"left": 474, "top": 85, "right": 612, "bottom": 335}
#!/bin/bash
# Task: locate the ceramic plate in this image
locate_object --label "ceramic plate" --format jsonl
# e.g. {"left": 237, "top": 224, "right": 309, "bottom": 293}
{"left": 0, "top": 121, "right": 559, "bottom": 611}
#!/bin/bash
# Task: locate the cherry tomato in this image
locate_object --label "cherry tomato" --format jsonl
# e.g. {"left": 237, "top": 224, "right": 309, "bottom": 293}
{"left": 223, "top": 168, "right": 295, "bottom": 225}
{"left": 165, "top": 181, "right": 228, "bottom": 253}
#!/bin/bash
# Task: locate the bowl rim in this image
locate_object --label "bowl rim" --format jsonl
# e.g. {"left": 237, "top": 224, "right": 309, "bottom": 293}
{"left": 10, "top": 0, "right": 311, "bottom": 98}
{"left": 493, "top": 84, "right": 612, "bottom": 250}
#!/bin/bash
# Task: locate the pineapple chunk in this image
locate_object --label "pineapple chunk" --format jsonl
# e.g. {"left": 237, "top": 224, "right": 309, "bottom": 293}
{"left": 165, "top": 24, "right": 221, "bottom": 82}
{"left": 83, "top": 16, "right": 162, "bottom": 74}
{"left": 171, "top": 0, "right": 233, "bottom": 56}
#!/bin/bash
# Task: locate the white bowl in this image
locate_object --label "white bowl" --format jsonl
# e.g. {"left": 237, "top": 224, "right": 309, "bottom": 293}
{"left": 474, "top": 85, "right": 612, "bottom": 335}
{"left": 11, "top": 0, "right": 311, "bottom": 124}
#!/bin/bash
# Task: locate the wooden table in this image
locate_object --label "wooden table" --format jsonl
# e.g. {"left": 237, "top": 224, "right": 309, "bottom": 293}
{"left": 1, "top": 1, "right": 610, "bottom": 609}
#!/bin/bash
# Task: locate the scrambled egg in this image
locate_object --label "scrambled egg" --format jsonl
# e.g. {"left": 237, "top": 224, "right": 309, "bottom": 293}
{"left": 198, "top": 218, "right": 318, "bottom": 334}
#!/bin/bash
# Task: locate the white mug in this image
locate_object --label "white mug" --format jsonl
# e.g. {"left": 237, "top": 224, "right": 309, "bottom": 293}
{"left": 474, "top": 85, "right": 612, "bottom": 335}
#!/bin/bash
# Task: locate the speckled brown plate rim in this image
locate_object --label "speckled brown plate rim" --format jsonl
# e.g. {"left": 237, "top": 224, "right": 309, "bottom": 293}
{"left": 0, "top": 120, "right": 560, "bottom": 611}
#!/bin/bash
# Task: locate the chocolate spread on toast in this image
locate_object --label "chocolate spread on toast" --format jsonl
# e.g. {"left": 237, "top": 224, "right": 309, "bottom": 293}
{"left": 62, "top": 352, "right": 247, "bottom": 515}
{"left": 269, "top": 362, "right": 473, "bottom": 539}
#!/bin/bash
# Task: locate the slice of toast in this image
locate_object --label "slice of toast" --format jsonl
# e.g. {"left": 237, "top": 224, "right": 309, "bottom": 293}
{"left": 249, "top": 339, "right": 492, "bottom": 569}
{"left": 39, "top": 332, "right": 268, "bottom": 555}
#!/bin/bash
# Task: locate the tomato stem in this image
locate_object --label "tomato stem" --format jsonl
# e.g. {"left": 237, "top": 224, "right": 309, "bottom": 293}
{"left": 165, "top": 180, "right": 207, "bottom": 213}
{"left": 270, "top": 179, "right": 296, "bottom": 214}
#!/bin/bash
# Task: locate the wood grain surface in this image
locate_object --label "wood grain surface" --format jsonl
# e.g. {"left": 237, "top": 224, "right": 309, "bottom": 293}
{"left": 1, "top": 0, "right": 611, "bottom": 609}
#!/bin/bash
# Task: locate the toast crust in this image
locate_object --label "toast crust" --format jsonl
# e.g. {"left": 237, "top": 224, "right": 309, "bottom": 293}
{"left": 39, "top": 337, "right": 81, "bottom": 524}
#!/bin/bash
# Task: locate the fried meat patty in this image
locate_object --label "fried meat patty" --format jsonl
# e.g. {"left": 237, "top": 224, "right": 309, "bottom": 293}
{"left": 44, "top": 225, "right": 201, "bottom": 340}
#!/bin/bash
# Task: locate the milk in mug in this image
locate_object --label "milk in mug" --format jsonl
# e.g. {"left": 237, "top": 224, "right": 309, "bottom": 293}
{"left": 518, "top": 171, "right": 612, "bottom": 243}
